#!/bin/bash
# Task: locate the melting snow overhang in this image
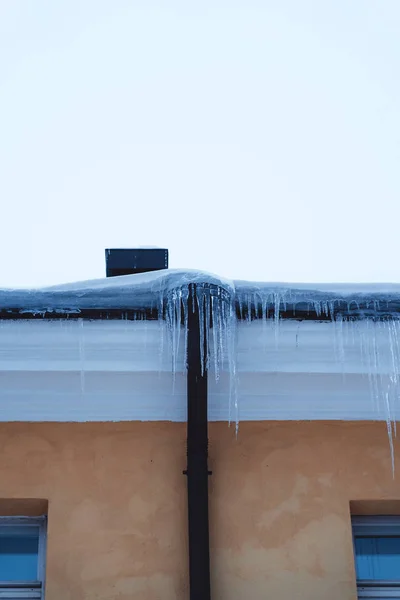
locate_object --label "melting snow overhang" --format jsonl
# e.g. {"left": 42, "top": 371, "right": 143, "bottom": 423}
{"left": 1, "top": 270, "right": 400, "bottom": 429}
{"left": 1, "top": 269, "right": 400, "bottom": 319}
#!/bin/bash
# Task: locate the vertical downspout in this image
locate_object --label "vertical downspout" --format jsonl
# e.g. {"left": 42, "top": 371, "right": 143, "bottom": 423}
{"left": 185, "top": 283, "right": 211, "bottom": 600}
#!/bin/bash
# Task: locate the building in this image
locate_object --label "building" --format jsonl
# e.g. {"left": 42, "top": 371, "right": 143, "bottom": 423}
{"left": 0, "top": 249, "right": 399, "bottom": 600}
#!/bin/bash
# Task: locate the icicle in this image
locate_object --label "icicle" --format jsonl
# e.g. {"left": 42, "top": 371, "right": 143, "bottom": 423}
{"left": 357, "top": 317, "right": 397, "bottom": 475}
{"left": 227, "top": 296, "right": 239, "bottom": 433}
{"left": 197, "top": 288, "right": 206, "bottom": 376}
{"left": 166, "top": 288, "right": 183, "bottom": 385}
{"left": 335, "top": 313, "right": 345, "bottom": 371}
{"left": 205, "top": 290, "right": 211, "bottom": 372}
{"left": 312, "top": 300, "right": 322, "bottom": 318}
{"left": 252, "top": 292, "right": 259, "bottom": 320}
{"left": 171, "top": 289, "right": 182, "bottom": 387}
{"left": 182, "top": 287, "right": 189, "bottom": 370}
{"left": 261, "top": 297, "right": 268, "bottom": 351}
{"left": 158, "top": 287, "right": 166, "bottom": 374}
{"left": 389, "top": 319, "right": 400, "bottom": 434}
{"left": 175, "top": 290, "right": 182, "bottom": 372}
{"left": 78, "top": 318, "right": 85, "bottom": 395}
{"left": 238, "top": 296, "right": 243, "bottom": 321}
{"left": 211, "top": 294, "right": 220, "bottom": 381}
{"left": 274, "top": 292, "right": 281, "bottom": 346}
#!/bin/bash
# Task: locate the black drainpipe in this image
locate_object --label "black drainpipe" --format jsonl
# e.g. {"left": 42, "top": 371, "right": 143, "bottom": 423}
{"left": 184, "top": 283, "right": 211, "bottom": 600}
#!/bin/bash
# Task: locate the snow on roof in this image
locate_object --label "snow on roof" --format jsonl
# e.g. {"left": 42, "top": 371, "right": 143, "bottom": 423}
{"left": 0, "top": 270, "right": 231, "bottom": 314}
{"left": 1, "top": 269, "right": 400, "bottom": 318}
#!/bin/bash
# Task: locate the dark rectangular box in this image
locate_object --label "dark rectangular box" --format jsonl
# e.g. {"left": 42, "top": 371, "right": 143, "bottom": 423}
{"left": 105, "top": 248, "right": 168, "bottom": 277}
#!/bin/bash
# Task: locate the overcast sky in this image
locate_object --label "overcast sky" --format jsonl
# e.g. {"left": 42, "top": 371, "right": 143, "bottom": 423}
{"left": 0, "top": 1, "right": 399, "bottom": 287}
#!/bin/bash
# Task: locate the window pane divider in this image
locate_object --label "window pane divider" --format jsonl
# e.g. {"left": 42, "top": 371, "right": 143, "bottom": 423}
{"left": 358, "top": 581, "right": 400, "bottom": 587}
{"left": 0, "top": 583, "right": 41, "bottom": 589}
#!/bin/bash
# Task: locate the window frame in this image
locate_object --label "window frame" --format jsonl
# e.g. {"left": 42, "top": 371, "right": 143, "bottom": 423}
{"left": 352, "top": 516, "right": 400, "bottom": 599}
{"left": 0, "top": 516, "right": 47, "bottom": 600}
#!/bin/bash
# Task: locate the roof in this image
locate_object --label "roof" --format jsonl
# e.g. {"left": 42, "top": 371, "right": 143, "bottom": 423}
{"left": 1, "top": 269, "right": 400, "bottom": 319}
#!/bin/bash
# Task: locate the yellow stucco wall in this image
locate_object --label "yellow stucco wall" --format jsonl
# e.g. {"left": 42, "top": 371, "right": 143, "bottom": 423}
{"left": 0, "top": 421, "right": 399, "bottom": 599}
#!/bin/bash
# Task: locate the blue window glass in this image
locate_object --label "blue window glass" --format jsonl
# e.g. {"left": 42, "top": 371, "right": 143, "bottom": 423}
{"left": 0, "top": 526, "right": 39, "bottom": 581}
{"left": 355, "top": 536, "right": 400, "bottom": 581}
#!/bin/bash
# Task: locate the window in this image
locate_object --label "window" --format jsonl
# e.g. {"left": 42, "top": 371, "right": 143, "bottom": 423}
{"left": 0, "top": 517, "right": 46, "bottom": 599}
{"left": 352, "top": 516, "right": 400, "bottom": 599}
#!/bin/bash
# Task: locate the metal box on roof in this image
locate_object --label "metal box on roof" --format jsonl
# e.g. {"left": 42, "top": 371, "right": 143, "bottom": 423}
{"left": 105, "top": 248, "right": 168, "bottom": 277}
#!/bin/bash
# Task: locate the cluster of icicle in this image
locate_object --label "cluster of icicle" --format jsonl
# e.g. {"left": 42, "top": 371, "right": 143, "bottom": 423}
{"left": 156, "top": 279, "right": 237, "bottom": 427}
{"left": 158, "top": 279, "right": 400, "bottom": 474}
